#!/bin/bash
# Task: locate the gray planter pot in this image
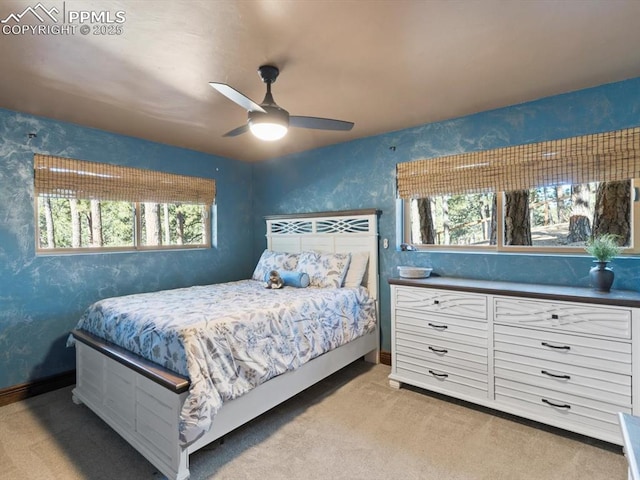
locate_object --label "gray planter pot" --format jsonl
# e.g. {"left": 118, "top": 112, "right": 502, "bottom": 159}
{"left": 589, "top": 261, "right": 614, "bottom": 292}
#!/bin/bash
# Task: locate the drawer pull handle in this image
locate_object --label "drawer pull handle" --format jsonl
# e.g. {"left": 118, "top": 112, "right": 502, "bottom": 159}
{"left": 541, "top": 370, "right": 571, "bottom": 380}
{"left": 429, "top": 346, "right": 448, "bottom": 354}
{"left": 551, "top": 314, "right": 559, "bottom": 320}
{"left": 429, "top": 370, "right": 448, "bottom": 379}
{"left": 541, "top": 398, "right": 571, "bottom": 409}
{"left": 428, "top": 323, "right": 448, "bottom": 330}
{"left": 541, "top": 342, "right": 570, "bottom": 351}
{"left": 433, "top": 300, "right": 440, "bottom": 305}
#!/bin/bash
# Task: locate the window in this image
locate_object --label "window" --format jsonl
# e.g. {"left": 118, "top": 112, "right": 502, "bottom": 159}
{"left": 408, "top": 193, "right": 496, "bottom": 246}
{"left": 506, "top": 181, "right": 631, "bottom": 248}
{"left": 139, "top": 202, "right": 209, "bottom": 247}
{"left": 406, "top": 180, "right": 635, "bottom": 251}
{"left": 38, "top": 198, "right": 134, "bottom": 248}
{"left": 398, "top": 127, "right": 640, "bottom": 253}
{"left": 34, "top": 155, "right": 215, "bottom": 253}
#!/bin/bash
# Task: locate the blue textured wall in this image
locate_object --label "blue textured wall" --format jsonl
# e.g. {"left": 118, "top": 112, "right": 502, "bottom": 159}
{"left": 3, "top": 78, "right": 640, "bottom": 391}
{"left": 0, "top": 109, "right": 254, "bottom": 390}
{"left": 253, "top": 77, "right": 640, "bottom": 352}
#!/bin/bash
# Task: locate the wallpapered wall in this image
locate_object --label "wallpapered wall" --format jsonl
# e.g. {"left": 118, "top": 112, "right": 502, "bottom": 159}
{"left": 253, "top": 77, "right": 640, "bottom": 352}
{"left": 0, "top": 109, "right": 254, "bottom": 390}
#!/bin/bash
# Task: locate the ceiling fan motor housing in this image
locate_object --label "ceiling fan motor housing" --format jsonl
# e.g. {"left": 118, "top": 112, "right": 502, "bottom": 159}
{"left": 249, "top": 105, "right": 290, "bottom": 127}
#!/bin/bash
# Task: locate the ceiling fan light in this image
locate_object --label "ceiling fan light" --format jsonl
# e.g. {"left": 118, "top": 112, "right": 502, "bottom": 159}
{"left": 248, "top": 106, "right": 290, "bottom": 141}
{"left": 249, "top": 122, "right": 288, "bottom": 141}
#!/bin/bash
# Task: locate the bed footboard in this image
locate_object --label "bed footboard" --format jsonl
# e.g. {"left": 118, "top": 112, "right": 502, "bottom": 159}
{"left": 73, "top": 339, "right": 190, "bottom": 480}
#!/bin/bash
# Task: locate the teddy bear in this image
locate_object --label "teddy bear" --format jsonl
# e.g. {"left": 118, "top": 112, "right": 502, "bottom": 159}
{"left": 265, "top": 270, "right": 284, "bottom": 289}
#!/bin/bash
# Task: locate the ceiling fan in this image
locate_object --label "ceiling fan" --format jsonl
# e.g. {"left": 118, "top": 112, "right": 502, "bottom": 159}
{"left": 209, "top": 65, "right": 354, "bottom": 141}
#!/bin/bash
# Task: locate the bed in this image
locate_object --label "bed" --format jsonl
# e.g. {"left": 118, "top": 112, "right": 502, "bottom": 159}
{"left": 69, "top": 209, "right": 380, "bottom": 480}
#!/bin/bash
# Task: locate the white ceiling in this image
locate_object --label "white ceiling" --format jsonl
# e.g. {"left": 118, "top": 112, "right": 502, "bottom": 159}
{"left": 1, "top": 0, "right": 640, "bottom": 162}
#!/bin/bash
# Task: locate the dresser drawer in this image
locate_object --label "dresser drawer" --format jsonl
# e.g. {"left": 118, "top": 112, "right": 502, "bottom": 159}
{"left": 494, "top": 297, "right": 631, "bottom": 339}
{"left": 396, "top": 312, "right": 486, "bottom": 347}
{"left": 397, "top": 330, "right": 488, "bottom": 373}
{"left": 495, "top": 350, "right": 631, "bottom": 407}
{"left": 494, "top": 324, "right": 631, "bottom": 375}
{"left": 395, "top": 287, "right": 487, "bottom": 321}
{"left": 396, "top": 355, "right": 487, "bottom": 399}
{"left": 495, "top": 378, "right": 631, "bottom": 439}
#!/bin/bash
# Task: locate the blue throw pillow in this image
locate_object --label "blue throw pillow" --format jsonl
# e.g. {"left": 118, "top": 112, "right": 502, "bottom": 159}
{"left": 264, "top": 270, "right": 310, "bottom": 288}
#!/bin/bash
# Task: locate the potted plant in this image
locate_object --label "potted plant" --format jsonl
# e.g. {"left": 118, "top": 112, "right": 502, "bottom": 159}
{"left": 585, "top": 233, "right": 622, "bottom": 292}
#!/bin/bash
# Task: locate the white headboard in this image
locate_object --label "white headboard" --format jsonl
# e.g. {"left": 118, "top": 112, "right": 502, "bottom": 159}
{"left": 265, "top": 209, "right": 380, "bottom": 300}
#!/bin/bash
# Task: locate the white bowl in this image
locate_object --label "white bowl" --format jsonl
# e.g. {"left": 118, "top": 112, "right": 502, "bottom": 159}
{"left": 397, "top": 266, "right": 433, "bottom": 279}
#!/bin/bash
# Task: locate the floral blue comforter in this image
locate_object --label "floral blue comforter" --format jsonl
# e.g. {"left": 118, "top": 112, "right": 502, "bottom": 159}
{"left": 70, "top": 280, "right": 377, "bottom": 445}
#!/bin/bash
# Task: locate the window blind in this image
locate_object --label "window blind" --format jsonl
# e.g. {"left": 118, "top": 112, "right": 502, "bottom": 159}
{"left": 34, "top": 154, "right": 216, "bottom": 205}
{"left": 396, "top": 126, "right": 640, "bottom": 199}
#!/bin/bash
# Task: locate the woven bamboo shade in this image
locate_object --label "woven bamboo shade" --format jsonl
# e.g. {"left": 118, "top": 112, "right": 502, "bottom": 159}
{"left": 34, "top": 154, "right": 216, "bottom": 204}
{"left": 397, "top": 127, "right": 640, "bottom": 199}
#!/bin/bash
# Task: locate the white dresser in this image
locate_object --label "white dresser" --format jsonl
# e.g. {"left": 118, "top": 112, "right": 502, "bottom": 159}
{"left": 389, "top": 277, "right": 640, "bottom": 445}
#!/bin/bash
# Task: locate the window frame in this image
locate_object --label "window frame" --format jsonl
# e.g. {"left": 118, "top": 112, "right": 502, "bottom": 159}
{"left": 35, "top": 199, "right": 212, "bottom": 255}
{"left": 400, "top": 179, "right": 640, "bottom": 255}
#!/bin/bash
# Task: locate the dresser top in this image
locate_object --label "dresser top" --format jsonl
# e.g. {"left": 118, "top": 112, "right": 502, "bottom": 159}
{"left": 389, "top": 276, "right": 640, "bottom": 308}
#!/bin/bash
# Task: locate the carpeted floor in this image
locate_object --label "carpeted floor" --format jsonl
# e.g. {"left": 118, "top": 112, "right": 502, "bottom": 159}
{"left": 0, "top": 361, "right": 627, "bottom": 480}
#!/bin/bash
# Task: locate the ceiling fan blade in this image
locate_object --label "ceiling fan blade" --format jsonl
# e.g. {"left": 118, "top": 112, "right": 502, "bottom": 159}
{"left": 223, "top": 124, "right": 250, "bottom": 137}
{"left": 289, "top": 116, "right": 354, "bottom": 131}
{"left": 209, "top": 83, "right": 266, "bottom": 113}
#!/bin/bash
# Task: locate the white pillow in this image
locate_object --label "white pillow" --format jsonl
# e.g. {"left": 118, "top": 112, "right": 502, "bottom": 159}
{"left": 252, "top": 250, "right": 299, "bottom": 281}
{"left": 343, "top": 251, "right": 369, "bottom": 288}
{"left": 297, "top": 251, "right": 351, "bottom": 288}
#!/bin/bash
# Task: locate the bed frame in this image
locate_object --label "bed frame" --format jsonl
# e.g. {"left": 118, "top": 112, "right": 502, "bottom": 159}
{"left": 71, "top": 209, "right": 380, "bottom": 480}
